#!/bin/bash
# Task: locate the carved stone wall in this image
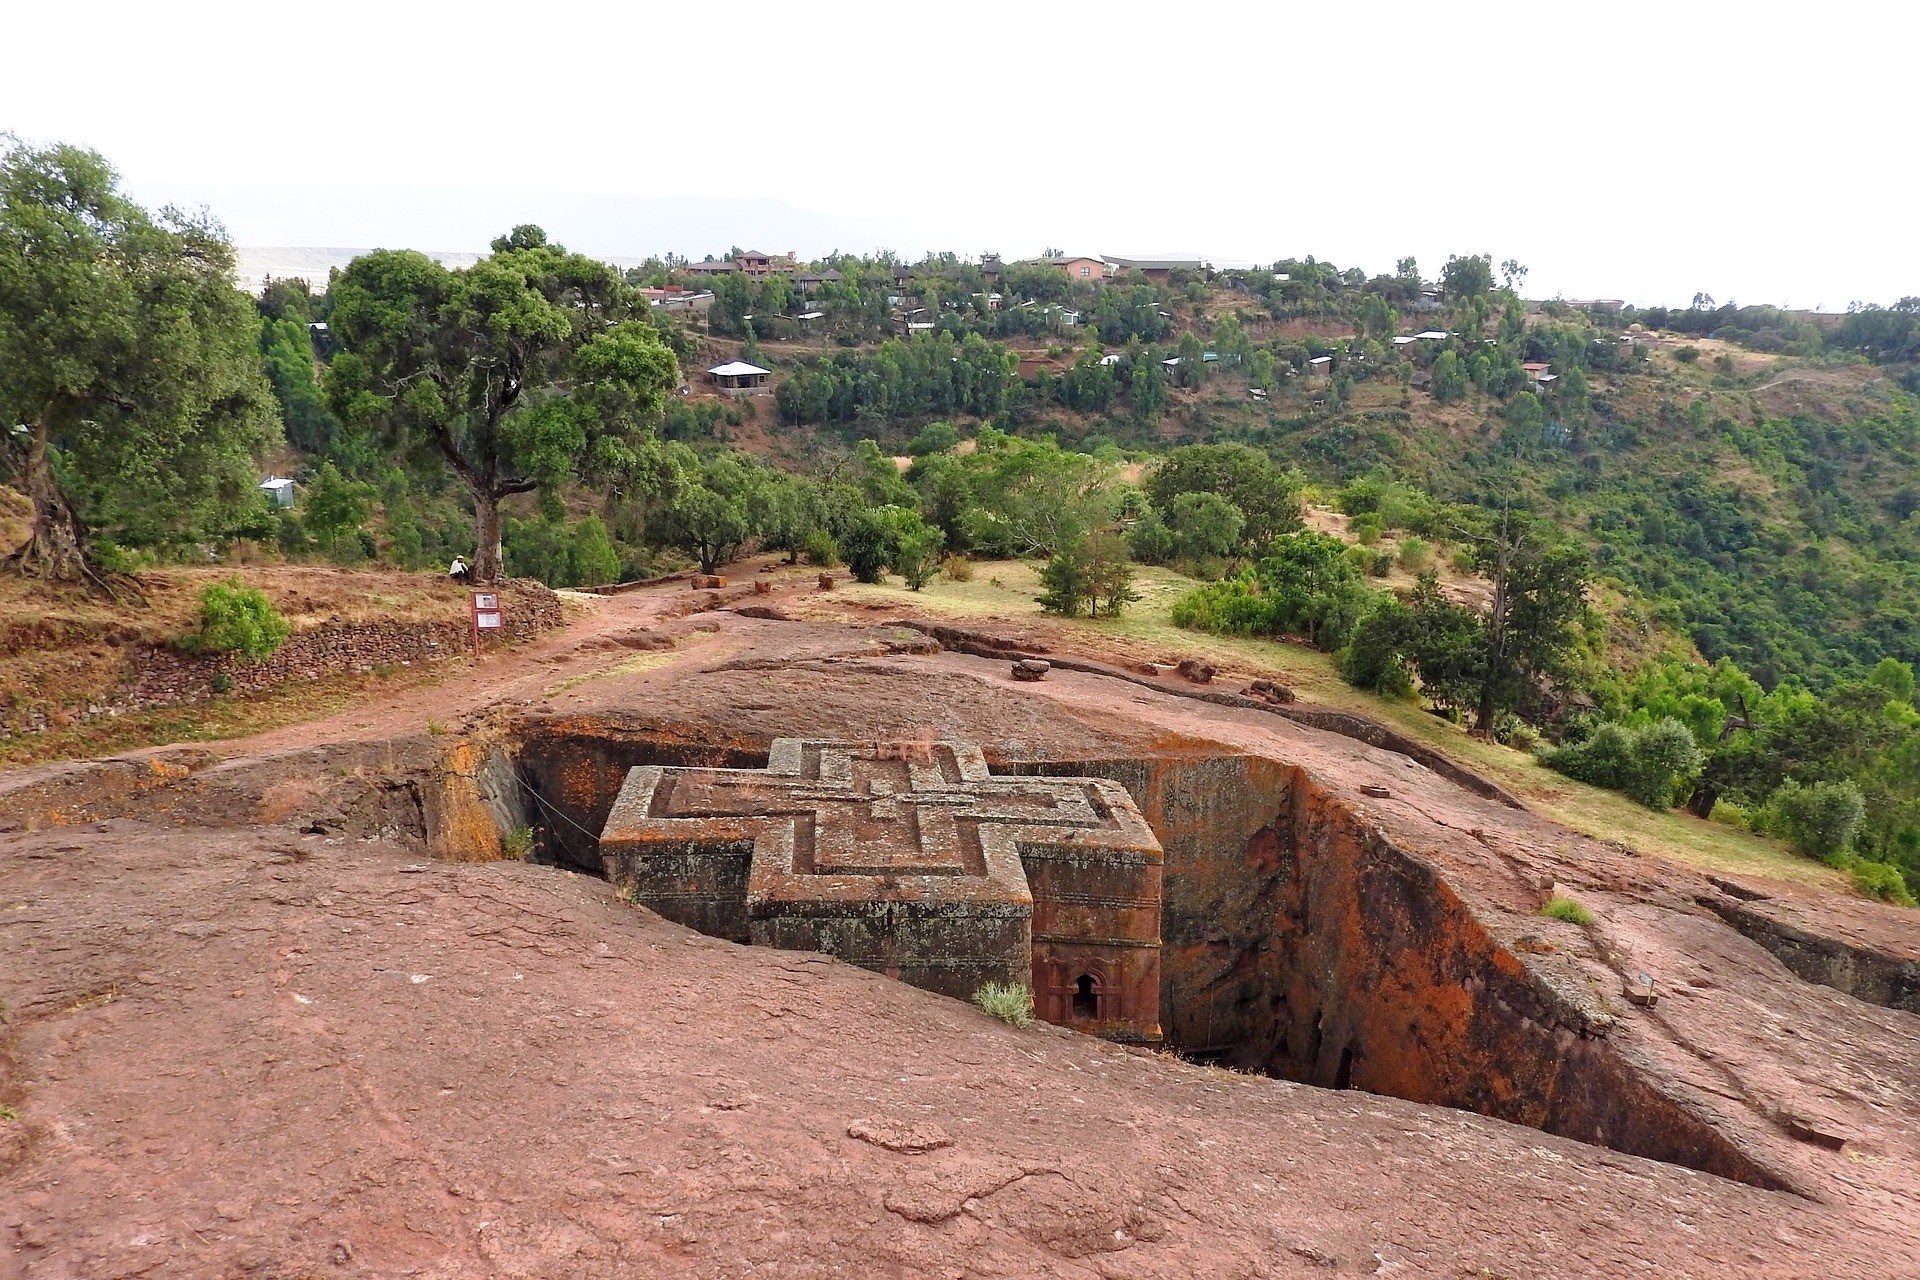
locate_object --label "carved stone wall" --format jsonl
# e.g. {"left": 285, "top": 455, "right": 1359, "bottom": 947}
{"left": 600, "top": 738, "right": 1164, "bottom": 1041}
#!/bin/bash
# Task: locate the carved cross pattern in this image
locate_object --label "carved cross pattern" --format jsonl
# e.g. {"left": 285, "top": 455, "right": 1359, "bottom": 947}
{"left": 599, "top": 738, "right": 1164, "bottom": 1042}
{"left": 606, "top": 739, "right": 1153, "bottom": 899}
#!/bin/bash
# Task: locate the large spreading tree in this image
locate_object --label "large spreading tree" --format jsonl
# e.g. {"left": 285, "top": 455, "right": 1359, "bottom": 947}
{"left": 0, "top": 140, "right": 277, "bottom": 591}
{"left": 325, "top": 226, "right": 679, "bottom": 582}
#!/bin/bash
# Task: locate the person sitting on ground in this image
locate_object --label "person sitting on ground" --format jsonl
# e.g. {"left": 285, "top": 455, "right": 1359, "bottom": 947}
{"left": 448, "top": 555, "right": 472, "bottom": 583}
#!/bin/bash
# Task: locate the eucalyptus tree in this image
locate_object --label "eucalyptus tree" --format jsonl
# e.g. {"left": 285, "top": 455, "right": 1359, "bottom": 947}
{"left": 326, "top": 226, "right": 678, "bottom": 581}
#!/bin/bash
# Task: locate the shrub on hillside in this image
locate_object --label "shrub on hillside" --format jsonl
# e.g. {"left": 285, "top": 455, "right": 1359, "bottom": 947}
{"left": 1544, "top": 717, "right": 1702, "bottom": 810}
{"left": 1038, "top": 534, "right": 1137, "bottom": 618}
{"left": 179, "top": 580, "right": 291, "bottom": 662}
{"left": 895, "top": 522, "right": 945, "bottom": 592}
{"left": 1849, "top": 858, "right": 1917, "bottom": 907}
{"left": 1172, "top": 532, "right": 1384, "bottom": 653}
{"left": 1338, "top": 605, "right": 1417, "bottom": 700}
{"left": 803, "top": 529, "right": 840, "bottom": 567}
{"left": 1398, "top": 537, "right": 1433, "bottom": 571}
{"left": 1767, "top": 780, "right": 1865, "bottom": 862}
{"left": 840, "top": 511, "right": 895, "bottom": 584}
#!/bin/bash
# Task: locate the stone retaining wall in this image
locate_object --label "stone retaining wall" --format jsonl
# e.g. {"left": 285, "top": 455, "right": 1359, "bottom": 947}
{"left": 10, "top": 581, "right": 561, "bottom": 736}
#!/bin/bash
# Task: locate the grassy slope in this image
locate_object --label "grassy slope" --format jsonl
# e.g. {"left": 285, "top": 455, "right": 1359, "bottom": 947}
{"left": 829, "top": 560, "right": 1845, "bottom": 891}
{"left": 0, "top": 565, "right": 482, "bottom": 769}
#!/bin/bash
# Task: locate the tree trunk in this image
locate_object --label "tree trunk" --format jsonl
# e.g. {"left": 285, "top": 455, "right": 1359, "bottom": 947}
{"left": 472, "top": 487, "right": 504, "bottom": 583}
{"left": 3, "top": 418, "right": 102, "bottom": 588}
{"left": 1686, "top": 781, "right": 1719, "bottom": 820}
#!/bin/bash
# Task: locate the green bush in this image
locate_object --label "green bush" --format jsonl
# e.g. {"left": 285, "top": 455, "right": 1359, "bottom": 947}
{"left": 1339, "top": 623, "right": 1416, "bottom": 699}
{"left": 907, "top": 421, "right": 960, "bottom": 456}
{"left": 803, "top": 529, "right": 840, "bottom": 567}
{"left": 180, "top": 580, "right": 291, "bottom": 662}
{"left": 1768, "top": 780, "right": 1865, "bottom": 862}
{"left": 971, "top": 982, "right": 1033, "bottom": 1028}
{"left": 840, "top": 511, "right": 895, "bottom": 584}
{"left": 1036, "top": 542, "right": 1091, "bottom": 617}
{"left": 1398, "top": 536, "right": 1432, "bottom": 571}
{"left": 501, "top": 824, "right": 534, "bottom": 860}
{"left": 1173, "top": 532, "right": 1385, "bottom": 654}
{"left": 1849, "top": 858, "right": 1917, "bottom": 907}
{"left": 1541, "top": 895, "right": 1595, "bottom": 925}
{"left": 895, "top": 523, "right": 946, "bottom": 591}
{"left": 1675, "top": 346, "right": 1701, "bottom": 363}
{"left": 1350, "top": 512, "right": 1385, "bottom": 544}
{"left": 1126, "top": 509, "right": 1179, "bottom": 565}
{"left": 1708, "top": 799, "right": 1751, "bottom": 828}
{"left": 1544, "top": 717, "right": 1702, "bottom": 809}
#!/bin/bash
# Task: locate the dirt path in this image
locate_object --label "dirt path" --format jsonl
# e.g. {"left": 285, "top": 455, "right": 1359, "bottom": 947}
{"left": 146, "top": 568, "right": 804, "bottom": 762}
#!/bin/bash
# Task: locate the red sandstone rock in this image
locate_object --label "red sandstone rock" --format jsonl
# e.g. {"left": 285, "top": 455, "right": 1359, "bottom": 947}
{"left": 1246, "top": 678, "right": 1296, "bottom": 704}
{"left": 599, "top": 738, "right": 1164, "bottom": 1041}
{"left": 847, "top": 1118, "right": 956, "bottom": 1153}
{"left": 6, "top": 591, "right": 1920, "bottom": 1277}
{"left": 1011, "top": 658, "right": 1051, "bottom": 681}
{"left": 1176, "top": 658, "right": 1215, "bottom": 684}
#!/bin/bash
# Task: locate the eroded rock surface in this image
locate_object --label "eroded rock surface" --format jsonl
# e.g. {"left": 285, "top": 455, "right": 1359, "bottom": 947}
{"left": 3, "top": 596, "right": 1918, "bottom": 1277}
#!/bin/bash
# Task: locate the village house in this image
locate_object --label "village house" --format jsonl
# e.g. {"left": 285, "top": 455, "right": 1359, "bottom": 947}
{"left": 735, "top": 250, "right": 791, "bottom": 276}
{"left": 685, "top": 251, "right": 796, "bottom": 278}
{"left": 1106, "top": 255, "right": 1207, "bottom": 285}
{"left": 258, "top": 475, "right": 296, "bottom": 508}
{"left": 650, "top": 290, "right": 713, "bottom": 316}
{"left": 792, "top": 269, "right": 842, "bottom": 295}
{"left": 707, "top": 360, "right": 770, "bottom": 392}
{"left": 1026, "top": 254, "right": 1108, "bottom": 282}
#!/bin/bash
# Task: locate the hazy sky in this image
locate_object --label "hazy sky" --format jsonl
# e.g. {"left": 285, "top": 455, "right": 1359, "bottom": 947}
{"left": 5, "top": 0, "right": 1914, "bottom": 308}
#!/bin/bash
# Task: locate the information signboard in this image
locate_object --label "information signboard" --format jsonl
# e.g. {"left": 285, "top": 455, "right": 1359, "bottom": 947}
{"left": 469, "top": 590, "right": 504, "bottom": 655}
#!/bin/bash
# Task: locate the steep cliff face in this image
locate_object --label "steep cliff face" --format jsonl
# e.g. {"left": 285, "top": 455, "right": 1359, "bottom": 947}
{"left": 511, "top": 717, "right": 768, "bottom": 870}
{"left": 1703, "top": 891, "right": 1920, "bottom": 1013}
{"left": 502, "top": 719, "right": 1789, "bottom": 1187}
{"left": 1019, "top": 752, "right": 1790, "bottom": 1190}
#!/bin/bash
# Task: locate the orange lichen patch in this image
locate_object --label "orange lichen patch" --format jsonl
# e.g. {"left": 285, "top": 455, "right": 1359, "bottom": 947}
{"left": 421, "top": 739, "right": 506, "bottom": 863}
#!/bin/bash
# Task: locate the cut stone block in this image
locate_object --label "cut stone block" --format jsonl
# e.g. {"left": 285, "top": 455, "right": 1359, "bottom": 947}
{"left": 601, "top": 739, "right": 1164, "bottom": 1042}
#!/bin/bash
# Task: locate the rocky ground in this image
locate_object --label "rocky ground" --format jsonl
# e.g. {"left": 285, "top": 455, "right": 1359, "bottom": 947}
{"left": 3, "top": 569, "right": 1918, "bottom": 1278}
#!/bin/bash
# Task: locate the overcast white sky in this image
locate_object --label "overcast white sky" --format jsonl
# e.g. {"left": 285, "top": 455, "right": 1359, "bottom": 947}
{"left": 5, "top": 0, "right": 1915, "bottom": 308}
